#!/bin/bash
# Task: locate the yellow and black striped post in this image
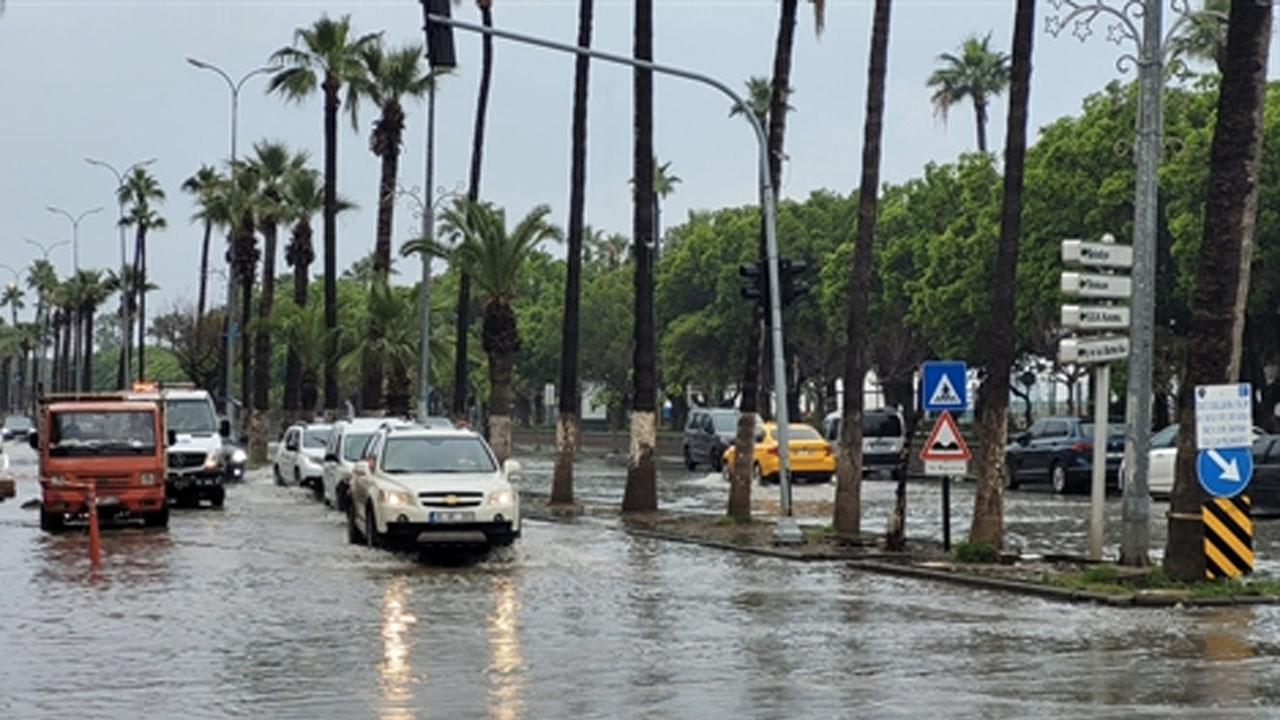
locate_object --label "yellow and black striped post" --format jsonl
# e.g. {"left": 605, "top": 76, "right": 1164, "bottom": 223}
{"left": 1203, "top": 495, "right": 1253, "bottom": 579}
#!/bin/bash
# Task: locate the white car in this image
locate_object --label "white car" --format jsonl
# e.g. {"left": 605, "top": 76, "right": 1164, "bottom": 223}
{"left": 275, "top": 422, "right": 332, "bottom": 494}
{"left": 1119, "top": 424, "right": 1266, "bottom": 497}
{"left": 347, "top": 424, "right": 521, "bottom": 550}
{"left": 321, "top": 418, "right": 387, "bottom": 512}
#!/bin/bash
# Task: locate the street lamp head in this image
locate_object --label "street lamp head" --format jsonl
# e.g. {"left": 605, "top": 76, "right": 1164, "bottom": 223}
{"left": 187, "top": 56, "right": 210, "bottom": 70}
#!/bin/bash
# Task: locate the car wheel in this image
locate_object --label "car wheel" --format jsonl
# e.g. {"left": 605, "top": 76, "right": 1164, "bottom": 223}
{"left": 311, "top": 480, "right": 324, "bottom": 502}
{"left": 346, "top": 503, "right": 363, "bottom": 544}
{"left": 337, "top": 484, "right": 350, "bottom": 514}
{"left": 144, "top": 506, "right": 169, "bottom": 528}
{"left": 753, "top": 462, "right": 765, "bottom": 485}
{"left": 1050, "top": 463, "right": 1070, "bottom": 494}
{"left": 365, "top": 504, "right": 382, "bottom": 549}
{"left": 211, "top": 489, "right": 225, "bottom": 508}
{"left": 294, "top": 468, "right": 303, "bottom": 487}
{"left": 273, "top": 465, "right": 284, "bottom": 486}
{"left": 683, "top": 446, "right": 697, "bottom": 471}
{"left": 710, "top": 446, "right": 724, "bottom": 472}
{"left": 39, "top": 509, "right": 63, "bottom": 532}
{"left": 1004, "top": 458, "right": 1019, "bottom": 490}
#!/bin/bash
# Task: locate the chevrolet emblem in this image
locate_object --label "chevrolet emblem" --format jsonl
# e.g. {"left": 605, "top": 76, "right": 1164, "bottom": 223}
{"left": 444, "top": 495, "right": 458, "bottom": 506}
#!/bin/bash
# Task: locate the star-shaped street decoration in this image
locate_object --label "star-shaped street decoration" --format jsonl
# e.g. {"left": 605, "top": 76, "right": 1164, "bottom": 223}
{"left": 1072, "top": 17, "right": 1095, "bottom": 42}
{"left": 1045, "top": 14, "right": 1065, "bottom": 37}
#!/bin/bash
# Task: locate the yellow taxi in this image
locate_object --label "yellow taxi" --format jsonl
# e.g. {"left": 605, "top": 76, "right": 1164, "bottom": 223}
{"left": 721, "top": 421, "right": 835, "bottom": 484}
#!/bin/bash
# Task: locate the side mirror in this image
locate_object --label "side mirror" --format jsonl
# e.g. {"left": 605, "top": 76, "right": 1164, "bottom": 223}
{"left": 219, "top": 419, "right": 230, "bottom": 438}
{"left": 503, "top": 459, "right": 523, "bottom": 479}
{"left": 28, "top": 432, "right": 38, "bottom": 450}
{"left": 353, "top": 460, "right": 371, "bottom": 476}
{"left": 1016, "top": 432, "right": 1031, "bottom": 446}
{"left": 167, "top": 430, "right": 177, "bottom": 447}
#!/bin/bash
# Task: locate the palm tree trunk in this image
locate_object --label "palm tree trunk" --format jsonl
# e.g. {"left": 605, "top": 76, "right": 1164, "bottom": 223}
{"left": 1167, "top": 1, "right": 1271, "bottom": 581}
{"left": 135, "top": 227, "right": 147, "bottom": 382}
{"left": 623, "top": 0, "right": 657, "bottom": 514}
{"left": 196, "top": 218, "right": 212, "bottom": 338}
{"left": 81, "top": 308, "right": 94, "bottom": 391}
{"left": 551, "top": 0, "right": 595, "bottom": 507}
{"left": 454, "top": 2, "right": 495, "bottom": 424}
{"left": 251, "top": 222, "right": 278, "bottom": 465}
{"left": 323, "top": 74, "right": 341, "bottom": 421}
{"left": 60, "top": 314, "right": 71, "bottom": 392}
{"left": 974, "top": 95, "right": 988, "bottom": 154}
{"left": 0, "top": 358, "right": 8, "bottom": 411}
{"left": 970, "top": 0, "right": 1035, "bottom": 549}
{"left": 835, "top": 0, "right": 892, "bottom": 539}
{"left": 365, "top": 108, "right": 404, "bottom": 417}
{"left": 283, "top": 245, "right": 307, "bottom": 423}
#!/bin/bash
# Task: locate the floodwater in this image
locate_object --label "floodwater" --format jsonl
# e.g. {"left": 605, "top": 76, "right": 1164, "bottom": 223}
{"left": 3, "top": 442, "right": 1280, "bottom": 719}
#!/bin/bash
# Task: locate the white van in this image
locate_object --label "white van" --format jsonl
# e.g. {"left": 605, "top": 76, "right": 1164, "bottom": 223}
{"left": 821, "top": 408, "right": 908, "bottom": 479}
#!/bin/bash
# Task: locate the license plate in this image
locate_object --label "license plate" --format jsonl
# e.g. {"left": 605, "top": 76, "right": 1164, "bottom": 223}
{"left": 1106, "top": 452, "right": 1123, "bottom": 460}
{"left": 96, "top": 496, "right": 120, "bottom": 506}
{"left": 429, "top": 511, "right": 475, "bottom": 523}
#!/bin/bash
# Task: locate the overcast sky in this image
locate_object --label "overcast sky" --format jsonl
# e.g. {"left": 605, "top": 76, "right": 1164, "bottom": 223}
{"left": 1, "top": 1, "right": 1275, "bottom": 323}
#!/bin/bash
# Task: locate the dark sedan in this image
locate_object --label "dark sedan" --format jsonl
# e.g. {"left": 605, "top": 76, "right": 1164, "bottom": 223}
{"left": 1005, "top": 416, "right": 1124, "bottom": 494}
{"left": 1248, "top": 435, "right": 1280, "bottom": 517}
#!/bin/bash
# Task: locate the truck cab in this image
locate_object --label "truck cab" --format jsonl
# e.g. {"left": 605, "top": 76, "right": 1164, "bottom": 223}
{"left": 128, "top": 383, "right": 232, "bottom": 508}
{"left": 31, "top": 394, "right": 169, "bottom": 530}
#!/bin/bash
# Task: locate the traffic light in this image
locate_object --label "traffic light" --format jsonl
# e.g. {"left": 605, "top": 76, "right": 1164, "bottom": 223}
{"left": 780, "top": 258, "right": 810, "bottom": 305}
{"left": 739, "top": 261, "right": 768, "bottom": 305}
{"left": 422, "top": 0, "right": 457, "bottom": 69}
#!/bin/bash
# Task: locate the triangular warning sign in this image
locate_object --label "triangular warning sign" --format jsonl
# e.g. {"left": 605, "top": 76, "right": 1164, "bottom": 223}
{"left": 929, "top": 373, "right": 962, "bottom": 408}
{"left": 920, "top": 410, "right": 971, "bottom": 461}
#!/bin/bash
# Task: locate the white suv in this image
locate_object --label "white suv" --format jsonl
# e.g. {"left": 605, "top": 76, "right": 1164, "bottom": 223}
{"left": 275, "top": 422, "right": 332, "bottom": 495}
{"left": 347, "top": 424, "right": 521, "bottom": 550}
{"left": 321, "top": 417, "right": 387, "bottom": 512}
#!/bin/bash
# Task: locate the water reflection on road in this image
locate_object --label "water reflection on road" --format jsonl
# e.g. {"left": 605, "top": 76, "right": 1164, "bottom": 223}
{"left": 3, "top": 443, "right": 1280, "bottom": 718}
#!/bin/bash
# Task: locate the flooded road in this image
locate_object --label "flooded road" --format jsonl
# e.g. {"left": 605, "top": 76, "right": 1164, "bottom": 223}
{"left": 4, "top": 442, "right": 1280, "bottom": 718}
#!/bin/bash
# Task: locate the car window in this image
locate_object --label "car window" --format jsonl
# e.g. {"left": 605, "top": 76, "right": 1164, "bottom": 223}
{"left": 863, "top": 413, "right": 902, "bottom": 438}
{"left": 303, "top": 428, "right": 331, "bottom": 448}
{"left": 1042, "top": 420, "right": 1068, "bottom": 437}
{"left": 342, "top": 432, "right": 374, "bottom": 462}
{"left": 686, "top": 413, "right": 703, "bottom": 431}
{"left": 788, "top": 425, "right": 822, "bottom": 440}
{"left": 1080, "top": 423, "right": 1123, "bottom": 439}
{"left": 711, "top": 413, "right": 737, "bottom": 432}
{"left": 1150, "top": 425, "right": 1178, "bottom": 449}
{"left": 1026, "top": 420, "right": 1046, "bottom": 437}
{"left": 381, "top": 436, "right": 497, "bottom": 474}
{"left": 1265, "top": 438, "right": 1280, "bottom": 464}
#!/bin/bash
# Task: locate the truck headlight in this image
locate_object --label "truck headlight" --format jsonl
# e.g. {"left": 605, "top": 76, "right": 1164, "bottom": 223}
{"left": 488, "top": 488, "right": 515, "bottom": 506}
{"left": 140, "top": 472, "right": 158, "bottom": 486}
{"left": 230, "top": 449, "right": 247, "bottom": 464}
{"left": 203, "top": 451, "right": 221, "bottom": 471}
{"left": 380, "top": 489, "right": 414, "bottom": 507}
{"left": 49, "top": 474, "right": 67, "bottom": 486}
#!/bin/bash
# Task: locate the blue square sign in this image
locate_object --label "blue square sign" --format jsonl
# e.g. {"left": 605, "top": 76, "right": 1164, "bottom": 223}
{"left": 922, "top": 361, "right": 967, "bottom": 412}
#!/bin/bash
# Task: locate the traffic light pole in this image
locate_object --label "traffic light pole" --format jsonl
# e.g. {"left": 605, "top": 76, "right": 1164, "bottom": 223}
{"left": 422, "top": 10, "right": 803, "bottom": 542}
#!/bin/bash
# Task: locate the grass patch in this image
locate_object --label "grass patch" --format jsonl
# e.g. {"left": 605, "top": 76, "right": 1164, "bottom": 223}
{"left": 953, "top": 540, "right": 999, "bottom": 564}
{"left": 716, "top": 514, "right": 755, "bottom": 526}
{"left": 806, "top": 525, "right": 836, "bottom": 540}
{"left": 1038, "top": 564, "right": 1280, "bottom": 597}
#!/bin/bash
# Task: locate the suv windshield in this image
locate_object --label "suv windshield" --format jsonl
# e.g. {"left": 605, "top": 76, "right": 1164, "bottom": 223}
{"left": 4, "top": 416, "right": 31, "bottom": 431}
{"left": 382, "top": 436, "right": 497, "bottom": 474}
{"left": 711, "top": 413, "right": 737, "bottom": 432}
{"left": 864, "top": 413, "right": 902, "bottom": 438}
{"left": 166, "top": 398, "right": 218, "bottom": 434}
{"left": 50, "top": 410, "right": 156, "bottom": 456}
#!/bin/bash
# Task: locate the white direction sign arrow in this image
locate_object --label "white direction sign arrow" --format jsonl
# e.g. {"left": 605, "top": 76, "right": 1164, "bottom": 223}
{"left": 1061, "top": 272, "right": 1132, "bottom": 299}
{"left": 1061, "top": 304, "right": 1130, "bottom": 331}
{"left": 1206, "top": 449, "right": 1243, "bottom": 483}
{"left": 1061, "top": 239, "right": 1134, "bottom": 269}
{"left": 1058, "top": 336, "right": 1130, "bottom": 364}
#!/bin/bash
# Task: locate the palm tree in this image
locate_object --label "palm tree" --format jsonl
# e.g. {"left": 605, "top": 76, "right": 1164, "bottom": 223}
{"left": 1166, "top": 1, "right": 1272, "bottom": 581}
{"left": 117, "top": 167, "right": 166, "bottom": 382}
{"left": 729, "top": 76, "right": 776, "bottom": 122}
{"left": 351, "top": 42, "right": 432, "bottom": 414}
{"left": 282, "top": 167, "right": 322, "bottom": 422}
{"left": 26, "top": 259, "right": 57, "bottom": 398}
{"left": 651, "top": 158, "right": 680, "bottom": 255}
{"left": 836, "top": 0, "right": 893, "bottom": 542}
{"left": 428, "top": 199, "right": 560, "bottom": 462}
{"left": 551, "top": 0, "right": 596, "bottom": 507}
{"left": 247, "top": 141, "right": 308, "bottom": 463}
{"left": 0, "top": 323, "right": 14, "bottom": 412}
{"left": 182, "top": 165, "right": 224, "bottom": 337}
{"left": 1169, "top": 0, "right": 1229, "bottom": 74}
{"left": 68, "top": 270, "right": 110, "bottom": 391}
{"left": 1, "top": 282, "right": 23, "bottom": 326}
{"left": 970, "top": 0, "right": 1035, "bottom": 549}
{"left": 50, "top": 282, "right": 75, "bottom": 392}
{"left": 272, "top": 298, "right": 327, "bottom": 422}
{"left": 14, "top": 322, "right": 39, "bottom": 411}
{"left": 104, "top": 266, "right": 156, "bottom": 389}
{"left": 623, "top": 0, "right": 658, "bottom": 514}
{"left": 926, "top": 32, "right": 1011, "bottom": 153}
{"left": 338, "top": 280, "right": 422, "bottom": 417}
{"left": 269, "top": 13, "right": 381, "bottom": 420}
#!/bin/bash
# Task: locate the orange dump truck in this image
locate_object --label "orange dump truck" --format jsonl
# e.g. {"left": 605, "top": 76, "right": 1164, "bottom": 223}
{"left": 29, "top": 393, "right": 169, "bottom": 531}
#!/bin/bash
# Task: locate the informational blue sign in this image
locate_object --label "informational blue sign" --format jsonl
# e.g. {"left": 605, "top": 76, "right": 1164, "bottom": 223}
{"left": 921, "top": 361, "right": 967, "bottom": 412}
{"left": 1196, "top": 447, "right": 1253, "bottom": 499}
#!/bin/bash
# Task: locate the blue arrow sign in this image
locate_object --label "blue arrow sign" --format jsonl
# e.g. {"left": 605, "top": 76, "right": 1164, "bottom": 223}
{"left": 1197, "top": 447, "right": 1253, "bottom": 499}
{"left": 921, "top": 361, "right": 967, "bottom": 412}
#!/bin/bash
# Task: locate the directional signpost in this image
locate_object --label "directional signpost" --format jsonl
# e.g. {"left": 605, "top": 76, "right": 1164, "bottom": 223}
{"left": 1194, "top": 383, "right": 1255, "bottom": 578}
{"left": 920, "top": 362, "right": 968, "bottom": 552}
{"left": 1059, "top": 235, "right": 1132, "bottom": 561}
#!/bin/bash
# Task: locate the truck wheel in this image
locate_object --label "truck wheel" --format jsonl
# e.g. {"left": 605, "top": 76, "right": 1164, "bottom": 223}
{"left": 144, "top": 507, "right": 169, "bottom": 528}
{"left": 211, "top": 488, "right": 226, "bottom": 508}
{"left": 39, "top": 509, "right": 63, "bottom": 532}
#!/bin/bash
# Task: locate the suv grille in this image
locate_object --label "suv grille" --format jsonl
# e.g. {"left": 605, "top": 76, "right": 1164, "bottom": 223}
{"left": 169, "top": 452, "right": 207, "bottom": 469}
{"left": 418, "top": 491, "right": 483, "bottom": 508}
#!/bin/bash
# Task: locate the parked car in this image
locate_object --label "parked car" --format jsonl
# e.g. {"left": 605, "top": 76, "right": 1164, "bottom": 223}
{"left": 721, "top": 421, "right": 834, "bottom": 484}
{"left": 2, "top": 415, "right": 33, "bottom": 442}
{"left": 820, "top": 408, "right": 909, "bottom": 479}
{"left": 1119, "top": 424, "right": 1266, "bottom": 498}
{"left": 1249, "top": 434, "right": 1280, "bottom": 517}
{"left": 1004, "top": 416, "right": 1124, "bottom": 494}
{"left": 682, "top": 408, "right": 739, "bottom": 471}
{"left": 322, "top": 418, "right": 388, "bottom": 512}
{"left": 275, "top": 422, "right": 333, "bottom": 495}
{"left": 347, "top": 423, "right": 521, "bottom": 550}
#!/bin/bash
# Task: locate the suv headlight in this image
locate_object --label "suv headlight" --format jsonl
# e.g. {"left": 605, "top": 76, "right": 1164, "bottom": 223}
{"left": 488, "top": 488, "right": 516, "bottom": 506}
{"left": 380, "top": 489, "right": 415, "bottom": 507}
{"left": 230, "top": 448, "right": 247, "bottom": 464}
{"left": 203, "top": 451, "right": 221, "bottom": 471}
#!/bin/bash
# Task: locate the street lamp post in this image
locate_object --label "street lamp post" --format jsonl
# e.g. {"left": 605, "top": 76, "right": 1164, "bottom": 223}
{"left": 24, "top": 237, "right": 71, "bottom": 264}
{"left": 187, "top": 57, "right": 276, "bottom": 443}
{"left": 86, "top": 156, "right": 156, "bottom": 390}
{"left": 1047, "top": 0, "right": 1221, "bottom": 564}
{"left": 46, "top": 204, "right": 103, "bottom": 392}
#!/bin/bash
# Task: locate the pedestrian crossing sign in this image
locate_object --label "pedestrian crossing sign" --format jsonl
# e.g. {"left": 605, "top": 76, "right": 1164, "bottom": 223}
{"left": 921, "top": 361, "right": 967, "bottom": 412}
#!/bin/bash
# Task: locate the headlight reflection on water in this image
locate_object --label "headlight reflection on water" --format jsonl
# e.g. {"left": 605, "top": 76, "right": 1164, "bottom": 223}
{"left": 488, "top": 575, "right": 525, "bottom": 720}
{"left": 379, "top": 577, "right": 417, "bottom": 720}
